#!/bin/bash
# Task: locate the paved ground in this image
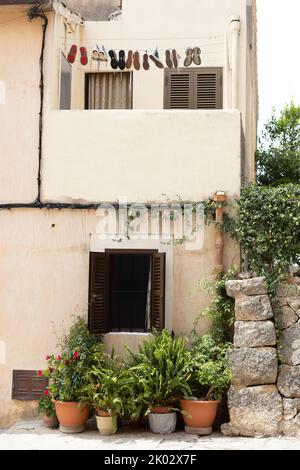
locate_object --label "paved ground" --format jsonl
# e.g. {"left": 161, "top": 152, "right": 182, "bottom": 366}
{"left": 0, "top": 421, "right": 299, "bottom": 450}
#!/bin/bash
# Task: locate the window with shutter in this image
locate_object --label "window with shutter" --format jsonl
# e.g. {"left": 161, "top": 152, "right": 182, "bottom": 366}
{"left": 164, "top": 67, "right": 223, "bottom": 110}
{"left": 85, "top": 72, "right": 133, "bottom": 110}
{"left": 88, "top": 251, "right": 166, "bottom": 333}
{"left": 151, "top": 252, "right": 166, "bottom": 331}
{"left": 12, "top": 370, "right": 48, "bottom": 401}
{"left": 88, "top": 252, "right": 110, "bottom": 335}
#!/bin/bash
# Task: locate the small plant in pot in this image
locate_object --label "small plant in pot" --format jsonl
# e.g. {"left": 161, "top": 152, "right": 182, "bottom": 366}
{"left": 42, "top": 317, "right": 104, "bottom": 434}
{"left": 37, "top": 388, "right": 58, "bottom": 428}
{"left": 85, "top": 357, "right": 124, "bottom": 436}
{"left": 181, "top": 334, "right": 232, "bottom": 436}
{"left": 126, "top": 330, "right": 191, "bottom": 434}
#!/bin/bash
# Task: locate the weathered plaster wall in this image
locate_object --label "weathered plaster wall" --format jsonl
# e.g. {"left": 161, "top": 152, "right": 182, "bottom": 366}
{"left": 0, "top": 208, "right": 239, "bottom": 426}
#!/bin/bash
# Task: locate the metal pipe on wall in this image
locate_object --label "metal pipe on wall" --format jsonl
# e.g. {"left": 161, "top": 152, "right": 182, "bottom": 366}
{"left": 230, "top": 16, "right": 241, "bottom": 109}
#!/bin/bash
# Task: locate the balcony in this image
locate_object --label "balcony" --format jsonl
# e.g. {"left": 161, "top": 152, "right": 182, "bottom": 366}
{"left": 42, "top": 109, "right": 241, "bottom": 204}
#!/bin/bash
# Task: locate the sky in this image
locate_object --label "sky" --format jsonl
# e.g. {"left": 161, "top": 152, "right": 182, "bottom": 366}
{"left": 257, "top": 0, "right": 300, "bottom": 128}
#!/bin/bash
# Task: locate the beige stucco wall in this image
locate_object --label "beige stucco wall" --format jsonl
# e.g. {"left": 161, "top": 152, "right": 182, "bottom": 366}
{"left": 0, "top": 208, "right": 239, "bottom": 426}
{"left": 0, "top": 0, "right": 252, "bottom": 426}
{"left": 42, "top": 109, "right": 241, "bottom": 203}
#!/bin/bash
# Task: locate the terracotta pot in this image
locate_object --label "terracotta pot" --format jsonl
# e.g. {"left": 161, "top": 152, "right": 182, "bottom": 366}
{"left": 151, "top": 406, "right": 172, "bottom": 414}
{"left": 54, "top": 401, "right": 89, "bottom": 433}
{"left": 42, "top": 414, "right": 59, "bottom": 429}
{"left": 180, "top": 399, "right": 220, "bottom": 429}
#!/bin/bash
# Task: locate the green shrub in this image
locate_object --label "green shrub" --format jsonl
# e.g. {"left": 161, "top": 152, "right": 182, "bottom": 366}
{"left": 185, "top": 333, "right": 232, "bottom": 401}
{"left": 224, "top": 184, "right": 300, "bottom": 291}
{"left": 125, "top": 330, "right": 191, "bottom": 413}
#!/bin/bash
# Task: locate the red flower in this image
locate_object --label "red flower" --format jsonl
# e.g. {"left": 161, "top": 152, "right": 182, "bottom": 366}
{"left": 43, "top": 389, "right": 49, "bottom": 396}
{"left": 38, "top": 370, "right": 43, "bottom": 377}
{"left": 46, "top": 355, "right": 51, "bottom": 361}
{"left": 57, "top": 355, "right": 61, "bottom": 361}
{"left": 73, "top": 351, "right": 80, "bottom": 360}
{"left": 65, "top": 360, "right": 70, "bottom": 366}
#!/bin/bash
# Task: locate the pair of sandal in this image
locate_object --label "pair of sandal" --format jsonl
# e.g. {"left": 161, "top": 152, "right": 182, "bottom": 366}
{"left": 184, "top": 47, "right": 201, "bottom": 67}
{"left": 67, "top": 45, "right": 88, "bottom": 65}
{"left": 91, "top": 45, "right": 108, "bottom": 64}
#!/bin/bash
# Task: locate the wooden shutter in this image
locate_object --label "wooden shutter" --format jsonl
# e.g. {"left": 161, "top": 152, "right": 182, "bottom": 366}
{"left": 196, "top": 68, "right": 223, "bottom": 109}
{"left": 88, "top": 252, "right": 110, "bottom": 334}
{"left": 164, "top": 70, "right": 192, "bottom": 109}
{"left": 164, "top": 68, "right": 223, "bottom": 109}
{"left": 151, "top": 253, "right": 166, "bottom": 331}
{"left": 85, "top": 72, "right": 132, "bottom": 110}
{"left": 12, "top": 370, "right": 48, "bottom": 401}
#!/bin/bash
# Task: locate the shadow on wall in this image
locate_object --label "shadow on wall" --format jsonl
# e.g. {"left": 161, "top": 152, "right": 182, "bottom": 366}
{"left": 64, "top": 0, "right": 121, "bottom": 20}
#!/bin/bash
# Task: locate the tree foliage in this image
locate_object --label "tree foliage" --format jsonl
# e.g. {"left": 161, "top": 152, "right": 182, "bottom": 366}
{"left": 256, "top": 102, "right": 300, "bottom": 186}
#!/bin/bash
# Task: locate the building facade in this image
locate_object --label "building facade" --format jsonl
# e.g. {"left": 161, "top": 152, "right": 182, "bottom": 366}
{"left": 0, "top": 0, "right": 258, "bottom": 426}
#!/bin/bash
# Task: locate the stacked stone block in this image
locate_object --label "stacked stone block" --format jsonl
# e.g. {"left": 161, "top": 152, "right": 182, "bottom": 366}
{"left": 222, "top": 276, "right": 300, "bottom": 437}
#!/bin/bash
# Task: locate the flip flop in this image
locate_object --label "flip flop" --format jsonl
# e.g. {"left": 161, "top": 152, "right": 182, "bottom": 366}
{"left": 108, "top": 50, "right": 118, "bottom": 69}
{"left": 80, "top": 47, "right": 88, "bottom": 65}
{"left": 126, "top": 50, "right": 133, "bottom": 69}
{"left": 192, "top": 47, "right": 201, "bottom": 65}
{"left": 133, "top": 51, "right": 140, "bottom": 70}
{"left": 67, "top": 44, "right": 77, "bottom": 64}
{"left": 143, "top": 53, "right": 150, "bottom": 70}
{"left": 184, "top": 47, "right": 193, "bottom": 67}
{"left": 118, "top": 50, "right": 126, "bottom": 70}
{"left": 165, "top": 49, "right": 173, "bottom": 68}
{"left": 149, "top": 54, "right": 164, "bottom": 69}
{"left": 172, "top": 49, "right": 178, "bottom": 68}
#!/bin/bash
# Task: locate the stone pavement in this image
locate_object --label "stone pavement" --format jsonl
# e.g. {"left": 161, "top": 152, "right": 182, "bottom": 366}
{"left": 0, "top": 421, "right": 299, "bottom": 450}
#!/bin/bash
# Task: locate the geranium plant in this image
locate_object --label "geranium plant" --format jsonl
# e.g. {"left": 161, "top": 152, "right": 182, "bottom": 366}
{"left": 37, "top": 389, "right": 56, "bottom": 417}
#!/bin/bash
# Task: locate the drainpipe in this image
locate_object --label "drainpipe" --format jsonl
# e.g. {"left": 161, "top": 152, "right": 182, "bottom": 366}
{"left": 230, "top": 16, "right": 240, "bottom": 109}
{"left": 213, "top": 191, "right": 227, "bottom": 275}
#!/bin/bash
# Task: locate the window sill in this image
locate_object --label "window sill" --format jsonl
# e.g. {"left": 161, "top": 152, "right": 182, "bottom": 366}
{"left": 105, "top": 332, "right": 152, "bottom": 336}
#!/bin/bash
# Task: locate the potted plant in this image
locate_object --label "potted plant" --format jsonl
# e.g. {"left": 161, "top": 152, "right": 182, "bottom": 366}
{"left": 180, "top": 334, "right": 232, "bottom": 435}
{"left": 126, "top": 330, "right": 191, "bottom": 434}
{"left": 41, "top": 317, "right": 104, "bottom": 434}
{"left": 37, "top": 388, "right": 58, "bottom": 428}
{"left": 84, "top": 356, "right": 124, "bottom": 436}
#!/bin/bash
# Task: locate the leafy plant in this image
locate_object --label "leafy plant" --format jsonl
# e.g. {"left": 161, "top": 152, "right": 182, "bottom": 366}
{"left": 125, "top": 330, "right": 192, "bottom": 414}
{"left": 42, "top": 317, "right": 104, "bottom": 404}
{"left": 256, "top": 102, "right": 300, "bottom": 186}
{"left": 83, "top": 354, "right": 124, "bottom": 416}
{"left": 185, "top": 333, "right": 232, "bottom": 401}
{"left": 224, "top": 184, "right": 300, "bottom": 292}
{"left": 193, "top": 267, "right": 237, "bottom": 343}
{"left": 37, "top": 389, "right": 56, "bottom": 417}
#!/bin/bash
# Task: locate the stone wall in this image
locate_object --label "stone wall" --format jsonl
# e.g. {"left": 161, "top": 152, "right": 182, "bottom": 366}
{"left": 222, "top": 276, "right": 300, "bottom": 437}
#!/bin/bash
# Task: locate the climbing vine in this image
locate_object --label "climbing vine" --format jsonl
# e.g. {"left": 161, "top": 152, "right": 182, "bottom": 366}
{"left": 223, "top": 184, "right": 300, "bottom": 293}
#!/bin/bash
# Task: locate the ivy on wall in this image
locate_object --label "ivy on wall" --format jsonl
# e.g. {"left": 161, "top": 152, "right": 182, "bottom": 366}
{"left": 224, "top": 184, "right": 300, "bottom": 291}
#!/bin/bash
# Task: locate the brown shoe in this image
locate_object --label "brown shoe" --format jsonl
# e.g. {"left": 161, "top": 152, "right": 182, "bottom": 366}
{"left": 184, "top": 47, "right": 193, "bottom": 67}
{"left": 133, "top": 50, "right": 140, "bottom": 70}
{"left": 149, "top": 54, "right": 164, "bottom": 69}
{"left": 165, "top": 49, "right": 173, "bottom": 68}
{"left": 143, "top": 53, "right": 150, "bottom": 70}
{"left": 192, "top": 47, "right": 201, "bottom": 65}
{"left": 172, "top": 49, "right": 178, "bottom": 68}
{"left": 126, "top": 50, "right": 133, "bottom": 69}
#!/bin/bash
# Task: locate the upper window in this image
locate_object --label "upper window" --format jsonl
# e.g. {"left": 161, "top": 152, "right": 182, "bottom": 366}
{"left": 85, "top": 72, "right": 133, "bottom": 110}
{"left": 164, "top": 67, "right": 223, "bottom": 110}
{"left": 88, "top": 250, "right": 165, "bottom": 334}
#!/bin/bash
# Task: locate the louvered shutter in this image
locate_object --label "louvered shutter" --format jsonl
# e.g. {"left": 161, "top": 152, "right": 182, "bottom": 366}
{"left": 151, "top": 253, "right": 166, "bottom": 331}
{"left": 164, "top": 68, "right": 223, "bottom": 110}
{"left": 88, "top": 252, "right": 109, "bottom": 334}
{"left": 196, "top": 68, "right": 223, "bottom": 109}
{"left": 12, "top": 370, "right": 48, "bottom": 401}
{"left": 164, "top": 70, "right": 193, "bottom": 109}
